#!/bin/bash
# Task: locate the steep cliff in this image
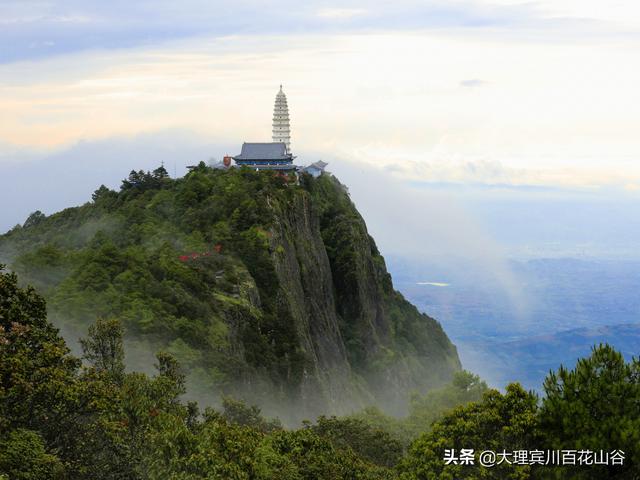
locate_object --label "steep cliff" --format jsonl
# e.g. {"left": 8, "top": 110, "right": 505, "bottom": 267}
{"left": 0, "top": 164, "right": 460, "bottom": 421}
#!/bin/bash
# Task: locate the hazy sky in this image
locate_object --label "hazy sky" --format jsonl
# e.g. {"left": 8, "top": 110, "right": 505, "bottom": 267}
{"left": 1, "top": 0, "right": 639, "bottom": 257}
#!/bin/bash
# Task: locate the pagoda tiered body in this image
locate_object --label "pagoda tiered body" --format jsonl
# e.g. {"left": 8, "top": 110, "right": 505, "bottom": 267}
{"left": 272, "top": 85, "right": 291, "bottom": 153}
{"left": 231, "top": 86, "right": 296, "bottom": 172}
{"left": 228, "top": 85, "right": 326, "bottom": 176}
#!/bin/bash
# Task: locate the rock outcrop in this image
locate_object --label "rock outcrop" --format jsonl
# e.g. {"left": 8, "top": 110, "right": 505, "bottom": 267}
{"left": 0, "top": 165, "right": 460, "bottom": 422}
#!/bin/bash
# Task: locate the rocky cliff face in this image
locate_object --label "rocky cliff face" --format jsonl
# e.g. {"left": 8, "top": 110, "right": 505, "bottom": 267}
{"left": 0, "top": 165, "right": 460, "bottom": 421}
{"left": 209, "top": 172, "right": 461, "bottom": 419}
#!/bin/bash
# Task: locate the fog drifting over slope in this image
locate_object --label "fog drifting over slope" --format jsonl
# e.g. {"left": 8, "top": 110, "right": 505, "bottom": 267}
{"left": 2, "top": 132, "right": 639, "bottom": 395}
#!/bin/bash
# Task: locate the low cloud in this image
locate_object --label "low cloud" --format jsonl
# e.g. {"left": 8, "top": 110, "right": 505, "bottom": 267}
{"left": 330, "top": 157, "right": 532, "bottom": 321}
{"left": 3, "top": 131, "right": 636, "bottom": 236}
{"left": 316, "top": 8, "right": 367, "bottom": 20}
{"left": 460, "top": 78, "right": 487, "bottom": 88}
{"left": 0, "top": 130, "right": 233, "bottom": 233}
{"left": 346, "top": 150, "right": 640, "bottom": 191}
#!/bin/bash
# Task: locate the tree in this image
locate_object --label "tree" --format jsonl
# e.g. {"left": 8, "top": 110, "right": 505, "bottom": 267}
{"left": 257, "top": 428, "right": 388, "bottom": 480}
{"left": 91, "top": 185, "right": 118, "bottom": 206}
{"left": 221, "top": 396, "right": 282, "bottom": 433}
{"left": 310, "top": 415, "right": 404, "bottom": 468}
{"left": 0, "top": 266, "right": 102, "bottom": 479}
{"left": 0, "top": 265, "right": 81, "bottom": 435}
{"left": 152, "top": 165, "right": 169, "bottom": 179}
{"left": 0, "top": 429, "right": 64, "bottom": 480}
{"left": 398, "top": 383, "right": 540, "bottom": 480}
{"left": 124, "top": 170, "right": 142, "bottom": 188}
{"left": 23, "top": 210, "right": 46, "bottom": 228}
{"left": 154, "top": 351, "right": 187, "bottom": 405}
{"left": 540, "top": 344, "right": 640, "bottom": 479}
{"left": 405, "top": 370, "right": 489, "bottom": 440}
{"left": 80, "top": 317, "right": 126, "bottom": 383}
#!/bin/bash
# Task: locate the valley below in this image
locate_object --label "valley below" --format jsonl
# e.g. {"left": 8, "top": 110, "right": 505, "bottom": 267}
{"left": 388, "top": 256, "right": 640, "bottom": 390}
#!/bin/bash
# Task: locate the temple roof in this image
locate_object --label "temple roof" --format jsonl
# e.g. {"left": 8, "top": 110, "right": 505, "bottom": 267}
{"left": 309, "top": 160, "right": 328, "bottom": 169}
{"left": 233, "top": 142, "right": 293, "bottom": 161}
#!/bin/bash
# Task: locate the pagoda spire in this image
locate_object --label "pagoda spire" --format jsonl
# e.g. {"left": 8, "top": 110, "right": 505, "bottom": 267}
{"left": 272, "top": 85, "right": 291, "bottom": 153}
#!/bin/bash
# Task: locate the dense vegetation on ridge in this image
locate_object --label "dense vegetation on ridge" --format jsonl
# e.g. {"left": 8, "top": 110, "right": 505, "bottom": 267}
{"left": 0, "top": 165, "right": 459, "bottom": 420}
{"left": 1, "top": 165, "right": 638, "bottom": 478}
{"left": 1, "top": 268, "right": 638, "bottom": 479}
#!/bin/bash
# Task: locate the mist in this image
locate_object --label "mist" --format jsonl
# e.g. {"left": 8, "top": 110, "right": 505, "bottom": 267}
{"left": 3, "top": 131, "right": 639, "bottom": 397}
{"left": 0, "top": 130, "right": 235, "bottom": 233}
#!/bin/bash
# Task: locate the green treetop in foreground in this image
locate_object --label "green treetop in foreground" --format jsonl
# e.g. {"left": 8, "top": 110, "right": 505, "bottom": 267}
{"left": 1, "top": 266, "right": 639, "bottom": 479}
{"left": 0, "top": 266, "right": 394, "bottom": 479}
{"left": 398, "top": 345, "right": 640, "bottom": 480}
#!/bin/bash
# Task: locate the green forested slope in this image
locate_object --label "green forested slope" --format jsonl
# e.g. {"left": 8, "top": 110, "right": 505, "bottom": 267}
{"left": 2, "top": 267, "right": 637, "bottom": 480}
{"left": 0, "top": 164, "right": 459, "bottom": 420}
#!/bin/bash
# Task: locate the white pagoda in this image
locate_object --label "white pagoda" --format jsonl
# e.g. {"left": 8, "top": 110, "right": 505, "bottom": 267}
{"left": 272, "top": 85, "right": 291, "bottom": 153}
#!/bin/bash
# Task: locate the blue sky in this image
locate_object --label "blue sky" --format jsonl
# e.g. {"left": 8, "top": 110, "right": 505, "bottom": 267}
{"left": 2, "top": 0, "right": 636, "bottom": 63}
{"left": 1, "top": 0, "right": 639, "bottom": 260}
{"left": 0, "top": 1, "right": 523, "bottom": 62}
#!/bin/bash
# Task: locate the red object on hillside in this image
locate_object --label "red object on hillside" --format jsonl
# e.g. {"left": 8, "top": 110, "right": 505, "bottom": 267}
{"left": 179, "top": 246, "right": 220, "bottom": 262}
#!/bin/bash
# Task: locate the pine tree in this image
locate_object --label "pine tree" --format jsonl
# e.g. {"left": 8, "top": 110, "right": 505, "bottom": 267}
{"left": 540, "top": 344, "right": 640, "bottom": 479}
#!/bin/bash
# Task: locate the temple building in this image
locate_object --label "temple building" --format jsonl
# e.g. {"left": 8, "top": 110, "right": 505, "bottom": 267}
{"left": 231, "top": 85, "right": 296, "bottom": 172}
{"left": 228, "top": 85, "right": 328, "bottom": 176}
{"left": 232, "top": 142, "right": 296, "bottom": 171}
{"left": 301, "top": 160, "right": 328, "bottom": 178}
{"left": 272, "top": 85, "right": 291, "bottom": 152}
